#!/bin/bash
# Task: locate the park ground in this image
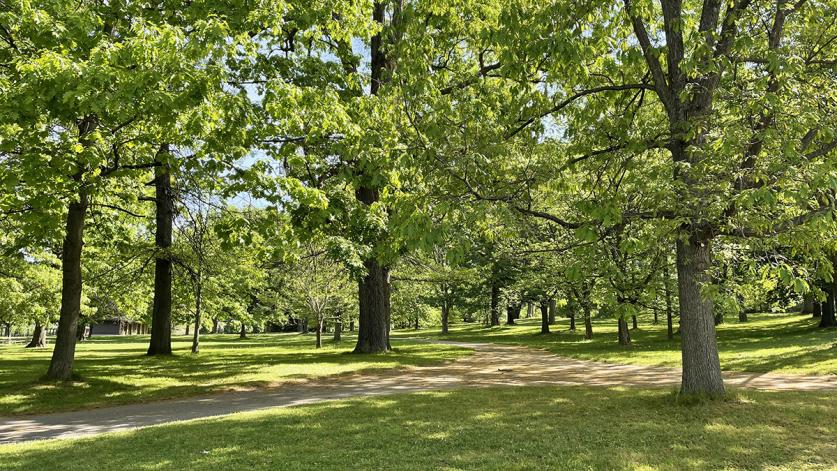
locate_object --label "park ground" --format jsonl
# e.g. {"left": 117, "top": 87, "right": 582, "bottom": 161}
{"left": 0, "top": 313, "right": 834, "bottom": 470}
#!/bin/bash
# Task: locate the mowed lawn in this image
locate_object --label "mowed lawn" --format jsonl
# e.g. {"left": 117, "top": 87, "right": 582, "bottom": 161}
{"left": 1, "top": 385, "right": 834, "bottom": 470}
{"left": 394, "top": 313, "right": 837, "bottom": 375}
{"left": 0, "top": 333, "right": 470, "bottom": 416}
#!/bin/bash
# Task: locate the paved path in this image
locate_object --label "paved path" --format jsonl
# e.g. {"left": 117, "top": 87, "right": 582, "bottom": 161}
{"left": 1, "top": 341, "right": 835, "bottom": 444}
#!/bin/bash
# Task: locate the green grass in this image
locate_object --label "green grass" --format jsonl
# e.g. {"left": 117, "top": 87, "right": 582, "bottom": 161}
{"left": 1, "top": 385, "right": 834, "bottom": 470}
{"left": 393, "top": 313, "right": 837, "bottom": 375}
{"left": 0, "top": 333, "right": 470, "bottom": 416}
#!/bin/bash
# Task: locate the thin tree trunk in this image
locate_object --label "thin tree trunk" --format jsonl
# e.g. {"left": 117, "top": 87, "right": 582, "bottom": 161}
{"left": 665, "top": 262, "right": 675, "bottom": 340}
{"left": 147, "top": 146, "right": 173, "bottom": 356}
{"left": 676, "top": 237, "right": 725, "bottom": 396}
{"left": 239, "top": 322, "right": 246, "bottom": 339}
{"left": 191, "top": 282, "right": 202, "bottom": 354}
{"left": 569, "top": 313, "right": 576, "bottom": 332}
{"left": 738, "top": 310, "right": 748, "bottom": 322}
{"left": 26, "top": 321, "right": 46, "bottom": 348}
{"left": 213, "top": 317, "right": 220, "bottom": 334}
{"left": 548, "top": 299, "right": 557, "bottom": 325}
{"left": 441, "top": 299, "right": 449, "bottom": 334}
{"left": 414, "top": 315, "right": 419, "bottom": 330}
{"left": 813, "top": 301, "right": 822, "bottom": 318}
{"left": 539, "top": 301, "right": 549, "bottom": 334}
{"left": 631, "top": 315, "right": 638, "bottom": 330}
{"left": 653, "top": 307, "right": 659, "bottom": 324}
{"left": 316, "top": 318, "right": 323, "bottom": 348}
{"left": 349, "top": 320, "right": 354, "bottom": 332}
{"left": 820, "top": 266, "right": 837, "bottom": 328}
{"left": 583, "top": 305, "right": 593, "bottom": 339}
{"left": 185, "top": 323, "right": 189, "bottom": 336}
{"left": 3, "top": 323, "right": 10, "bottom": 338}
{"left": 489, "top": 283, "right": 500, "bottom": 326}
{"left": 334, "top": 314, "right": 342, "bottom": 342}
{"left": 46, "top": 182, "right": 89, "bottom": 380}
{"left": 617, "top": 316, "right": 631, "bottom": 347}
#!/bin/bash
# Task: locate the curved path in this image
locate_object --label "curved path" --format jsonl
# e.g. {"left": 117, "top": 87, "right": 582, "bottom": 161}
{"left": 1, "top": 341, "right": 834, "bottom": 444}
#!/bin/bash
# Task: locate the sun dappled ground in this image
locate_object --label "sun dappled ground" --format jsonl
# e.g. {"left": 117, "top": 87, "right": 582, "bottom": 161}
{"left": 1, "top": 385, "right": 833, "bottom": 470}
{"left": 393, "top": 313, "right": 837, "bottom": 375}
{"left": 0, "top": 333, "right": 471, "bottom": 416}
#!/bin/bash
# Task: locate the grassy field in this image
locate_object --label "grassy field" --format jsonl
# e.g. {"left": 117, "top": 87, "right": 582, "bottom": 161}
{"left": 1, "top": 385, "right": 834, "bottom": 470}
{"left": 0, "top": 333, "right": 470, "bottom": 416}
{"left": 393, "top": 313, "right": 837, "bottom": 375}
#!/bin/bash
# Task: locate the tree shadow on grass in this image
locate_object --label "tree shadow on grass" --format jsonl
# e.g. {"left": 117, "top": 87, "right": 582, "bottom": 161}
{"left": 1, "top": 386, "right": 833, "bottom": 470}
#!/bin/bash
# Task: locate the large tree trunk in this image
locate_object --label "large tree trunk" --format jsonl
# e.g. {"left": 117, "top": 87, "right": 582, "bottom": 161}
{"left": 820, "top": 269, "right": 837, "bottom": 328}
{"left": 26, "top": 320, "right": 46, "bottom": 348}
{"left": 441, "top": 299, "right": 449, "bottom": 334}
{"left": 539, "top": 301, "right": 549, "bottom": 334}
{"left": 353, "top": 259, "right": 390, "bottom": 353}
{"left": 147, "top": 147, "right": 173, "bottom": 356}
{"left": 489, "top": 283, "right": 501, "bottom": 326}
{"left": 676, "top": 237, "right": 725, "bottom": 396}
{"left": 191, "top": 282, "right": 202, "bottom": 353}
{"left": 617, "top": 316, "right": 631, "bottom": 347}
{"left": 45, "top": 184, "right": 89, "bottom": 380}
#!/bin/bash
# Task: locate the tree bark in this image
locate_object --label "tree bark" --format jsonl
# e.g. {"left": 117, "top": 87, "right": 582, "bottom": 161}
{"left": 414, "top": 314, "right": 420, "bottom": 330}
{"left": 617, "top": 315, "right": 631, "bottom": 346}
{"left": 191, "top": 282, "right": 202, "bottom": 353}
{"left": 569, "top": 313, "right": 576, "bottom": 332}
{"left": 334, "top": 315, "right": 343, "bottom": 342}
{"left": 664, "top": 262, "right": 675, "bottom": 340}
{"left": 548, "top": 299, "right": 556, "bottom": 325}
{"left": 147, "top": 146, "right": 173, "bottom": 356}
{"left": 26, "top": 320, "right": 46, "bottom": 348}
{"left": 813, "top": 301, "right": 822, "bottom": 318}
{"left": 239, "top": 322, "right": 247, "bottom": 339}
{"left": 676, "top": 237, "right": 724, "bottom": 396}
{"left": 45, "top": 183, "right": 89, "bottom": 380}
{"left": 353, "top": 259, "right": 390, "bottom": 353}
{"left": 820, "top": 272, "right": 837, "bottom": 328}
{"left": 583, "top": 305, "right": 593, "bottom": 339}
{"left": 315, "top": 318, "right": 323, "bottom": 348}
{"left": 539, "top": 301, "right": 550, "bottom": 334}
{"left": 631, "top": 315, "right": 638, "bottom": 330}
{"left": 653, "top": 307, "right": 659, "bottom": 324}
{"left": 441, "top": 299, "right": 449, "bottom": 334}
{"left": 3, "top": 323, "right": 10, "bottom": 338}
{"left": 185, "top": 323, "right": 189, "bottom": 336}
{"left": 489, "top": 283, "right": 501, "bottom": 326}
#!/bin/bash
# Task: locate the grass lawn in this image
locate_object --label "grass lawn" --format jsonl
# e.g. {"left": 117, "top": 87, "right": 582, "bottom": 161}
{"left": 1, "top": 385, "right": 834, "bottom": 470}
{"left": 0, "top": 333, "right": 470, "bottom": 416}
{"left": 393, "top": 313, "right": 837, "bottom": 375}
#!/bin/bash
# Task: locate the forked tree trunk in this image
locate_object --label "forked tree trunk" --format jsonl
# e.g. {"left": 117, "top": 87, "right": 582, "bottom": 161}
{"left": 539, "top": 301, "right": 549, "bottom": 334}
{"left": 617, "top": 316, "right": 631, "bottom": 347}
{"left": 489, "top": 283, "right": 501, "bottom": 326}
{"left": 353, "top": 259, "right": 390, "bottom": 353}
{"left": 147, "top": 147, "right": 173, "bottom": 356}
{"left": 676, "top": 237, "right": 724, "bottom": 396}
{"left": 46, "top": 184, "right": 89, "bottom": 380}
{"left": 26, "top": 321, "right": 46, "bottom": 348}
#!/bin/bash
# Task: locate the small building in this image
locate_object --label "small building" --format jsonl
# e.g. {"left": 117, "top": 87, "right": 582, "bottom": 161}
{"left": 89, "top": 318, "right": 147, "bottom": 336}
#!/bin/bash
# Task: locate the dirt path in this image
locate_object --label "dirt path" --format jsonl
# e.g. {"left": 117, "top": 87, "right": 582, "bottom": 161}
{"left": 1, "top": 341, "right": 834, "bottom": 444}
